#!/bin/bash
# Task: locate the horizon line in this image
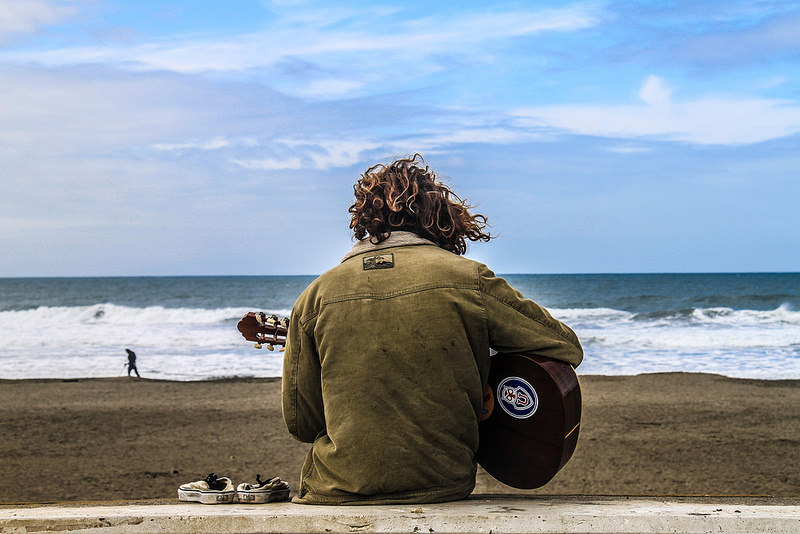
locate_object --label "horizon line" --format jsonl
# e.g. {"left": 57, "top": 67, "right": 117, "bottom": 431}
{"left": 2, "top": 271, "right": 799, "bottom": 280}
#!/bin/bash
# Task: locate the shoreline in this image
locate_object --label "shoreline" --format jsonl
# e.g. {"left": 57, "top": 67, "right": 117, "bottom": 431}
{"left": 2, "top": 373, "right": 798, "bottom": 503}
{"left": 4, "top": 371, "right": 800, "bottom": 383}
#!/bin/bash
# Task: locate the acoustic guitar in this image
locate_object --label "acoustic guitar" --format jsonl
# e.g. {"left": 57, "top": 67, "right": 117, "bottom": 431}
{"left": 237, "top": 312, "right": 581, "bottom": 489}
{"left": 477, "top": 352, "right": 581, "bottom": 489}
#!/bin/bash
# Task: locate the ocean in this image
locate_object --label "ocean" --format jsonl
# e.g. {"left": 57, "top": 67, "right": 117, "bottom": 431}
{"left": 1, "top": 273, "right": 798, "bottom": 381}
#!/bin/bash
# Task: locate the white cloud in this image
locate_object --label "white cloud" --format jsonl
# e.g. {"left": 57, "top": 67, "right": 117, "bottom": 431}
{"left": 0, "top": 3, "right": 601, "bottom": 99}
{"left": 0, "top": 0, "right": 76, "bottom": 36}
{"left": 152, "top": 137, "right": 231, "bottom": 152}
{"left": 299, "top": 78, "right": 365, "bottom": 99}
{"left": 1, "top": 63, "right": 550, "bottom": 186}
{"left": 226, "top": 124, "right": 550, "bottom": 171}
{"left": 419, "top": 126, "right": 548, "bottom": 148}
{"left": 638, "top": 75, "right": 671, "bottom": 107}
{"left": 231, "top": 156, "right": 304, "bottom": 171}
{"left": 605, "top": 144, "right": 652, "bottom": 154}
{"left": 230, "top": 139, "right": 388, "bottom": 171}
{"left": 301, "top": 139, "right": 384, "bottom": 169}
{"left": 513, "top": 76, "right": 800, "bottom": 145}
{"left": 0, "top": 64, "right": 304, "bottom": 158}
{"left": 403, "top": 5, "right": 600, "bottom": 44}
{"left": 151, "top": 137, "right": 262, "bottom": 153}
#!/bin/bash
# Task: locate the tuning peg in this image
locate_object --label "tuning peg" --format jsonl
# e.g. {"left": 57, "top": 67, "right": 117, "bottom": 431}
{"left": 279, "top": 346, "right": 285, "bottom": 352}
{"left": 255, "top": 313, "right": 265, "bottom": 326}
{"left": 281, "top": 318, "right": 289, "bottom": 328}
{"left": 266, "top": 344, "right": 275, "bottom": 351}
{"left": 254, "top": 343, "right": 262, "bottom": 349}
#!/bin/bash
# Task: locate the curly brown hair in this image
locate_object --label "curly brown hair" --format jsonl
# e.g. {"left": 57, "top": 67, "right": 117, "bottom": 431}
{"left": 348, "top": 154, "right": 492, "bottom": 255}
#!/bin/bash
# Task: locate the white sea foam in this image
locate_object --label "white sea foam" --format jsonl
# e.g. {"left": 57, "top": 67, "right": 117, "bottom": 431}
{"left": 0, "top": 304, "right": 291, "bottom": 380}
{"left": 551, "top": 304, "right": 800, "bottom": 379}
{"left": 0, "top": 303, "right": 797, "bottom": 380}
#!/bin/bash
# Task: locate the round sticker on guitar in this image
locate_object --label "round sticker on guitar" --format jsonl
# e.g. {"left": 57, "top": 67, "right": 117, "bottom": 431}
{"left": 497, "top": 376, "right": 539, "bottom": 419}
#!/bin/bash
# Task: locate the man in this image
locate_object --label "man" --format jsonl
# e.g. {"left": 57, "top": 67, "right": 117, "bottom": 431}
{"left": 283, "top": 155, "right": 582, "bottom": 504}
{"left": 125, "top": 348, "right": 140, "bottom": 378}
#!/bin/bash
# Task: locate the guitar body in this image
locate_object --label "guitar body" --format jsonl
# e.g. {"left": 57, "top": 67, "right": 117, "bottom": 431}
{"left": 477, "top": 352, "right": 581, "bottom": 489}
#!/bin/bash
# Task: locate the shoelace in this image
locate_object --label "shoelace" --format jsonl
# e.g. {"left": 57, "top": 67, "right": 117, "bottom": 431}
{"left": 204, "top": 473, "right": 228, "bottom": 491}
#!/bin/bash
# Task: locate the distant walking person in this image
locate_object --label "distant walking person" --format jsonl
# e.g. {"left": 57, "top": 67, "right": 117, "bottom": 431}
{"left": 125, "top": 348, "right": 140, "bottom": 378}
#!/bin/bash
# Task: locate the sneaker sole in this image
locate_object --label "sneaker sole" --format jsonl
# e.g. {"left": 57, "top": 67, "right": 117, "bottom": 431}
{"left": 237, "top": 487, "right": 290, "bottom": 503}
{"left": 178, "top": 488, "right": 236, "bottom": 504}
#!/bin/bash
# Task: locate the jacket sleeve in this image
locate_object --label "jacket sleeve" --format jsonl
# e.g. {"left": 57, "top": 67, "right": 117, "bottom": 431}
{"left": 479, "top": 264, "right": 584, "bottom": 367}
{"left": 282, "top": 295, "right": 326, "bottom": 443}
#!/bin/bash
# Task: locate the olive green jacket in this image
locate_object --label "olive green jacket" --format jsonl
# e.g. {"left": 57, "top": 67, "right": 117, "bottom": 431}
{"left": 282, "top": 232, "right": 583, "bottom": 504}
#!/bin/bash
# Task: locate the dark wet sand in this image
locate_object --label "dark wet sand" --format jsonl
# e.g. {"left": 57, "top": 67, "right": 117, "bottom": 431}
{"left": 2, "top": 373, "right": 798, "bottom": 503}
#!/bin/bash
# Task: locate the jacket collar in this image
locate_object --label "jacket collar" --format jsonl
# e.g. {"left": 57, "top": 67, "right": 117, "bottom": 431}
{"left": 342, "top": 231, "right": 438, "bottom": 263}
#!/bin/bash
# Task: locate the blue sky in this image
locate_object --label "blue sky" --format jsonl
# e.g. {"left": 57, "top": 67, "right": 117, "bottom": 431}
{"left": 1, "top": 0, "right": 798, "bottom": 276}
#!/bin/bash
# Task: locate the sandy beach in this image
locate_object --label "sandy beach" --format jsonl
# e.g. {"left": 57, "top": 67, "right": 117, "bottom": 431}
{"left": 2, "top": 373, "right": 798, "bottom": 504}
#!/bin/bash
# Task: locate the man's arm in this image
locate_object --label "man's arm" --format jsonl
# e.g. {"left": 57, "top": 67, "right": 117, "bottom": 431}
{"left": 479, "top": 265, "right": 583, "bottom": 367}
{"left": 282, "top": 306, "right": 326, "bottom": 443}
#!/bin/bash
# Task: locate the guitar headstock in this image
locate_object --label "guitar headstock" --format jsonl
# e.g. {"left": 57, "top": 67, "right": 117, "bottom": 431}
{"left": 237, "top": 312, "right": 289, "bottom": 351}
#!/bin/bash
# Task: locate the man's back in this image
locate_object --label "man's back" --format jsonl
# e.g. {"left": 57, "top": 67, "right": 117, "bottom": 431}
{"left": 283, "top": 232, "right": 582, "bottom": 504}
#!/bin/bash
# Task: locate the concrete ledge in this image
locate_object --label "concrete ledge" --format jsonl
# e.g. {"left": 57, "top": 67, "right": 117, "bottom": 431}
{"left": 2, "top": 496, "right": 799, "bottom": 533}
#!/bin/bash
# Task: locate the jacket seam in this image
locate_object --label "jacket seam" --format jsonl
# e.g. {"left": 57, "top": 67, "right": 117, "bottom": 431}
{"left": 477, "top": 263, "right": 489, "bottom": 329}
{"left": 291, "top": 326, "right": 300, "bottom": 438}
{"left": 292, "top": 315, "right": 319, "bottom": 442}
{"left": 481, "top": 289, "right": 579, "bottom": 347}
{"left": 320, "top": 282, "right": 479, "bottom": 305}
{"left": 299, "top": 310, "right": 319, "bottom": 330}
{"left": 341, "top": 241, "right": 439, "bottom": 263}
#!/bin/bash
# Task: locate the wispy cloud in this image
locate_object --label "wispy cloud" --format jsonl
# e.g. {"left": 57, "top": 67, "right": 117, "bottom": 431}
{"left": 152, "top": 137, "right": 230, "bottom": 152}
{"left": 605, "top": 144, "right": 651, "bottom": 154}
{"left": 513, "top": 75, "right": 800, "bottom": 145}
{"left": 151, "top": 137, "right": 261, "bottom": 152}
{"left": 0, "top": 3, "right": 602, "bottom": 99}
{"left": 638, "top": 75, "right": 672, "bottom": 107}
{"left": 230, "top": 138, "right": 386, "bottom": 171}
{"left": 0, "top": 0, "right": 76, "bottom": 37}
{"left": 220, "top": 123, "right": 549, "bottom": 171}
{"left": 675, "top": 10, "right": 800, "bottom": 68}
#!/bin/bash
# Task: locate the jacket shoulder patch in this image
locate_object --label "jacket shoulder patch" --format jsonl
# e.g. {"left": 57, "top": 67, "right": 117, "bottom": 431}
{"left": 363, "top": 253, "right": 394, "bottom": 270}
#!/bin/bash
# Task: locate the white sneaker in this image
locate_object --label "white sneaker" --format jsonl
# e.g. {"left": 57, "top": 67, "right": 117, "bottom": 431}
{"left": 236, "top": 474, "right": 290, "bottom": 503}
{"left": 178, "top": 473, "right": 236, "bottom": 504}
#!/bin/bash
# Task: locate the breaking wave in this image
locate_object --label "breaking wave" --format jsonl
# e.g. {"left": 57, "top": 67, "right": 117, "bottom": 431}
{"left": 0, "top": 302, "right": 797, "bottom": 380}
